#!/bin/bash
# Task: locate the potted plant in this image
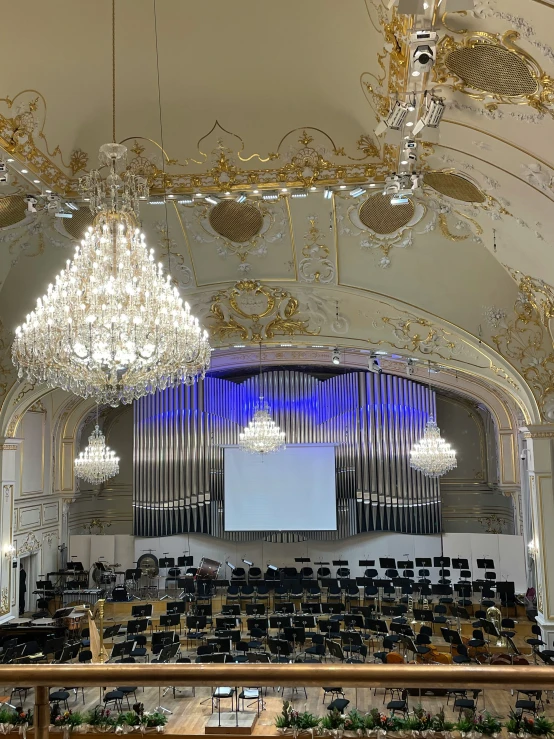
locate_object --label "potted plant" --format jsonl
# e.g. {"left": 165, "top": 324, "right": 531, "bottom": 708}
{"left": 275, "top": 702, "right": 319, "bottom": 737}
{"left": 429, "top": 709, "right": 456, "bottom": 739}
{"left": 507, "top": 710, "right": 554, "bottom": 738}
{"left": 141, "top": 713, "right": 168, "bottom": 734}
{"left": 51, "top": 710, "right": 84, "bottom": 739}
{"left": 0, "top": 708, "right": 16, "bottom": 735}
{"left": 344, "top": 711, "right": 365, "bottom": 738}
{"left": 12, "top": 709, "right": 32, "bottom": 739}
{"left": 404, "top": 707, "right": 432, "bottom": 736}
{"left": 458, "top": 712, "right": 502, "bottom": 739}
{"left": 364, "top": 709, "right": 402, "bottom": 737}
{"left": 116, "top": 713, "right": 141, "bottom": 735}
{"left": 85, "top": 708, "right": 117, "bottom": 734}
{"left": 321, "top": 709, "right": 345, "bottom": 738}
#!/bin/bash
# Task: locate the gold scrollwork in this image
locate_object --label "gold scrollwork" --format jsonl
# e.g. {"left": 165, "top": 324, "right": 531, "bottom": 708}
{"left": 208, "top": 280, "right": 320, "bottom": 344}
{"left": 0, "top": 587, "right": 9, "bottom": 616}
{"left": 433, "top": 31, "right": 554, "bottom": 117}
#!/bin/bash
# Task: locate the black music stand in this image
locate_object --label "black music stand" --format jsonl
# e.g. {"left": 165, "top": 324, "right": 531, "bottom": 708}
{"left": 379, "top": 558, "right": 396, "bottom": 568}
{"left": 398, "top": 560, "right": 414, "bottom": 569}
{"left": 433, "top": 557, "right": 451, "bottom": 568}
{"left": 167, "top": 601, "right": 186, "bottom": 615}
{"left": 294, "top": 557, "right": 311, "bottom": 563}
{"left": 222, "top": 604, "right": 240, "bottom": 616}
{"left": 132, "top": 603, "right": 153, "bottom": 618}
{"left": 246, "top": 603, "right": 265, "bottom": 616}
{"left": 452, "top": 558, "right": 469, "bottom": 570}
{"left": 177, "top": 556, "right": 193, "bottom": 567}
{"left": 477, "top": 558, "right": 495, "bottom": 569}
{"left": 415, "top": 558, "right": 432, "bottom": 568}
{"left": 332, "top": 559, "right": 349, "bottom": 566}
{"left": 159, "top": 558, "right": 175, "bottom": 569}
{"left": 359, "top": 560, "right": 375, "bottom": 567}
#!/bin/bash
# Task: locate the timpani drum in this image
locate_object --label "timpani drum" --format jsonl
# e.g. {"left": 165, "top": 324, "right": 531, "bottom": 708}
{"left": 196, "top": 557, "right": 221, "bottom": 579}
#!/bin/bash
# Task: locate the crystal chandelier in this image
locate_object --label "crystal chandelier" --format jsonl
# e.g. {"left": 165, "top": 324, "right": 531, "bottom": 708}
{"left": 75, "top": 411, "right": 119, "bottom": 486}
{"left": 11, "top": 3, "right": 211, "bottom": 406}
{"left": 239, "top": 345, "right": 286, "bottom": 455}
{"left": 409, "top": 416, "right": 457, "bottom": 477}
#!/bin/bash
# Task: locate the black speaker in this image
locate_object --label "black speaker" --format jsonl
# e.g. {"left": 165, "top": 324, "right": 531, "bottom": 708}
{"left": 112, "top": 586, "right": 128, "bottom": 602}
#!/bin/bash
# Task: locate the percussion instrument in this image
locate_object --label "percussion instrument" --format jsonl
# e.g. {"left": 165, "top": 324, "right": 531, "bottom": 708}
{"left": 31, "top": 617, "right": 54, "bottom": 626}
{"left": 11, "top": 617, "right": 32, "bottom": 625}
{"left": 62, "top": 588, "right": 102, "bottom": 607}
{"left": 197, "top": 557, "right": 221, "bottom": 579}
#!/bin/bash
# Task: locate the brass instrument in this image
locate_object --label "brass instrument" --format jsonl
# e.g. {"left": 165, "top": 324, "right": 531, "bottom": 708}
{"left": 486, "top": 605, "right": 506, "bottom": 647}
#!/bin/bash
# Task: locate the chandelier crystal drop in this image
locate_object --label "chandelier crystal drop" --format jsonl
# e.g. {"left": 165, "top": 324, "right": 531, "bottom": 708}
{"left": 12, "top": 154, "right": 211, "bottom": 405}
{"left": 409, "top": 416, "right": 457, "bottom": 478}
{"left": 239, "top": 400, "right": 287, "bottom": 455}
{"left": 74, "top": 424, "right": 119, "bottom": 485}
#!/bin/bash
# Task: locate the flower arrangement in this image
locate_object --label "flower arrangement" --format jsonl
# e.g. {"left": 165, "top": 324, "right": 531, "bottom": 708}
{"left": 429, "top": 709, "right": 456, "bottom": 736}
{"left": 344, "top": 710, "right": 365, "bottom": 736}
{"left": 404, "top": 706, "right": 433, "bottom": 734}
{"left": 458, "top": 712, "right": 502, "bottom": 738}
{"left": 86, "top": 709, "right": 117, "bottom": 732}
{"left": 364, "top": 708, "right": 402, "bottom": 735}
{"left": 275, "top": 702, "right": 320, "bottom": 735}
{"left": 320, "top": 709, "right": 346, "bottom": 735}
{"left": 507, "top": 710, "right": 554, "bottom": 738}
{"left": 52, "top": 711, "right": 84, "bottom": 729}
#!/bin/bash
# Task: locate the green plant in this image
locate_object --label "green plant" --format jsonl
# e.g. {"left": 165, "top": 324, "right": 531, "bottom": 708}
{"left": 85, "top": 708, "right": 117, "bottom": 728}
{"left": 405, "top": 706, "right": 432, "bottom": 733}
{"left": 344, "top": 710, "right": 365, "bottom": 733}
{"left": 275, "top": 702, "right": 320, "bottom": 732}
{"left": 507, "top": 710, "right": 554, "bottom": 737}
{"left": 12, "top": 709, "right": 32, "bottom": 727}
{"left": 52, "top": 710, "right": 84, "bottom": 728}
{"left": 321, "top": 709, "right": 345, "bottom": 732}
{"left": 364, "top": 709, "right": 401, "bottom": 733}
{"left": 458, "top": 712, "right": 502, "bottom": 737}
{"left": 143, "top": 713, "right": 168, "bottom": 729}
{"left": 0, "top": 708, "right": 15, "bottom": 725}
{"left": 430, "top": 708, "right": 456, "bottom": 734}
{"left": 117, "top": 712, "right": 141, "bottom": 728}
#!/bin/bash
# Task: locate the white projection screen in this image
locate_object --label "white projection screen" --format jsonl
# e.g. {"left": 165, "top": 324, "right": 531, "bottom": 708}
{"left": 224, "top": 445, "right": 337, "bottom": 531}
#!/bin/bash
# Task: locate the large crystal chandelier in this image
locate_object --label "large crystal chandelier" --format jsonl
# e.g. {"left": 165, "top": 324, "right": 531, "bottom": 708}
{"left": 410, "top": 416, "right": 457, "bottom": 477}
{"left": 11, "top": 4, "right": 211, "bottom": 406}
{"left": 75, "top": 413, "right": 119, "bottom": 486}
{"left": 239, "top": 345, "right": 286, "bottom": 455}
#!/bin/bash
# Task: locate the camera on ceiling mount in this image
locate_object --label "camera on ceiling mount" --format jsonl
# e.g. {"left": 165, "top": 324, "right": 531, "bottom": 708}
{"left": 0, "top": 161, "right": 10, "bottom": 186}
{"left": 24, "top": 195, "right": 38, "bottom": 213}
{"left": 368, "top": 352, "right": 382, "bottom": 375}
{"left": 410, "top": 30, "right": 438, "bottom": 75}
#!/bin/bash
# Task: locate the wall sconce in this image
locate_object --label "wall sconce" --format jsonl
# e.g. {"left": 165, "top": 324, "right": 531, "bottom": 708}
{"left": 528, "top": 540, "right": 539, "bottom": 559}
{"left": 4, "top": 544, "right": 16, "bottom": 558}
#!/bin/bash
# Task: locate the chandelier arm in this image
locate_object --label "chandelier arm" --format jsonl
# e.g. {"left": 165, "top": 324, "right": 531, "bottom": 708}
{"left": 112, "top": 0, "right": 116, "bottom": 144}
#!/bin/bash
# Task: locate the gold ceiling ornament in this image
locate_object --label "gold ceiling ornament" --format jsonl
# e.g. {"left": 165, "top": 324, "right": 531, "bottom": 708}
{"left": 374, "top": 314, "right": 457, "bottom": 359}
{"left": 0, "top": 195, "right": 27, "bottom": 229}
{"left": 182, "top": 196, "right": 285, "bottom": 266}
{"left": 299, "top": 216, "right": 335, "bottom": 284}
{"left": 433, "top": 31, "right": 554, "bottom": 116}
{"left": 492, "top": 271, "right": 554, "bottom": 421}
{"left": 68, "top": 149, "right": 89, "bottom": 176}
{"left": 207, "top": 280, "right": 320, "bottom": 344}
{"left": 424, "top": 171, "right": 486, "bottom": 203}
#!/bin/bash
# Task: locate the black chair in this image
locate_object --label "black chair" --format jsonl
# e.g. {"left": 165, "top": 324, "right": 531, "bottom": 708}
{"left": 241, "top": 584, "right": 255, "bottom": 602}
{"left": 248, "top": 567, "right": 262, "bottom": 582}
{"left": 385, "top": 568, "right": 399, "bottom": 580}
{"left": 116, "top": 687, "right": 138, "bottom": 709}
{"left": 49, "top": 690, "right": 70, "bottom": 711}
{"left": 307, "top": 586, "right": 321, "bottom": 602}
{"left": 336, "top": 567, "right": 350, "bottom": 578}
{"left": 387, "top": 689, "right": 408, "bottom": 717}
{"left": 256, "top": 584, "right": 270, "bottom": 603}
{"left": 231, "top": 567, "right": 247, "bottom": 583}
{"left": 345, "top": 585, "right": 360, "bottom": 606}
{"left": 438, "top": 568, "right": 451, "bottom": 585}
{"left": 317, "top": 567, "right": 331, "bottom": 580}
{"left": 418, "top": 569, "right": 431, "bottom": 584}
{"left": 322, "top": 687, "right": 345, "bottom": 704}
{"left": 103, "top": 690, "right": 124, "bottom": 711}
{"left": 301, "top": 567, "right": 314, "bottom": 580}
{"left": 527, "top": 624, "right": 546, "bottom": 659}
{"left": 327, "top": 584, "right": 342, "bottom": 602}
{"left": 226, "top": 585, "right": 240, "bottom": 603}
{"left": 501, "top": 618, "right": 517, "bottom": 640}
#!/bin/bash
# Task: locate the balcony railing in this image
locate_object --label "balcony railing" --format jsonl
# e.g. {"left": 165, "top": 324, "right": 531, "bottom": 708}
{"left": 3, "top": 664, "right": 554, "bottom": 739}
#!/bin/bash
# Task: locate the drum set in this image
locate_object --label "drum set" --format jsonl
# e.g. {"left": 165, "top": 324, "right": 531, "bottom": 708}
{"left": 91, "top": 561, "right": 120, "bottom": 595}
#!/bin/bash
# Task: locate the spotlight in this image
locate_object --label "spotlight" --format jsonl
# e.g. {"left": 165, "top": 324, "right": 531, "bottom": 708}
{"left": 410, "top": 31, "right": 437, "bottom": 75}
{"left": 242, "top": 559, "right": 253, "bottom": 566}
{"left": 291, "top": 189, "right": 308, "bottom": 198}
{"left": 262, "top": 190, "right": 279, "bottom": 201}
{"left": 350, "top": 187, "right": 367, "bottom": 198}
{"left": 413, "top": 93, "right": 445, "bottom": 135}
{"left": 205, "top": 196, "right": 219, "bottom": 206}
{"left": 235, "top": 193, "right": 247, "bottom": 203}
{"left": 65, "top": 201, "right": 79, "bottom": 211}
{"left": 323, "top": 187, "right": 333, "bottom": 200}
{"left": 177, "top": 196, "right": 194, "bottom": 205}
{"left": 332, "top": 348, "right": 341, "bottom": 366}
{"left": 25, "top": 195, "right": 38, "bottom": 213}
{"left": 148, "top": 198, "right": 165, "bottom": 205}
{"left": 225, "top": 561, "right": 236, "bottom": 571}
{"left": 0, "top": 161, "right": 10, "bottom": 186}
{"left": 267, "top": 564, "right": 278, "bottom": 572}
{"left": 375, "top": 101, "right": 409, "bottom": 137}
{"left": 368, "top": 353, "right": 382, "bottom": 375}
{"left": 391, "top": 195, "right": 410, "bottom": 205}
{"left": 407, "top": 358, "right": 415, "bottom": 377}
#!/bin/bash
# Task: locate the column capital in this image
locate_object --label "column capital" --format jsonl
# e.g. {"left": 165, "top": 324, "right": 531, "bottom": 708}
{"left": 0, "top": 438, "right": 23, "bottom": 450}
{"left": 520, "top": 425, "right": 554, "bottom": 439}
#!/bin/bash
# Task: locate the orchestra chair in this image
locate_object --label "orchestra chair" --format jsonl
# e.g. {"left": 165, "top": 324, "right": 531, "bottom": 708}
{"left": 322, "top": 687, "right": 345, "bottom": 704}
{"left": 240, "top": 584, "right": 255, "bottom": 602}
{"left": 49, "top": 690, "right": 70, "bottom": 711}
{"left": 248, "top": 567, "right": 263, "bottom": 582}
{"left": 386, "top": 689, "right": 409, "bottom": 718}
{"left": 306, "top": 585, "right": 321, "bottom": 602}
{"left": 317, "top": 567, "right": 331, "bottom": 580}
{"left": 226, "top": 584, "right": 240, "bottom": 603}
{"left": 301, "top": 567, "right": 314, "bottom": 580}
{"left": 255, "top": 584, "right": 270, "bottom": 604}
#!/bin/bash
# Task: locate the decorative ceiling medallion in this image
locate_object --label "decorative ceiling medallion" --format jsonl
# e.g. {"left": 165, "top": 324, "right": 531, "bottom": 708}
{"left": 207, "top": 280, "right": 320, "bottom": 343}
{"left": 208, "top": 200, "right": 264, "bottom": 243}
{"left": 424, "top": 172, "right": 486, "bottom": 203}
{"left": 445, "top": 45, "right": 537, "bottom": 97}
{"left": 62, "top": 207, "right": 94, "bottom": 240}
{"left": 0, "top": 195, "right": 26, "bottom": 229}
{"left": 359, "top": 193, "right": 415, "bottom": 235}
{"left": 434, "top": 32, "right": 554, "bottom": 116}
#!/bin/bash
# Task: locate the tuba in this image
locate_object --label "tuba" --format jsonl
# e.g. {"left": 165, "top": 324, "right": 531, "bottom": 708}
{"left": 486, "top": 605, "right": 506, "bottom": 647}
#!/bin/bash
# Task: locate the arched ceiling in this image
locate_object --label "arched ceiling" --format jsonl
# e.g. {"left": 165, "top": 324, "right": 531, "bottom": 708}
{"left": 0, "top": 0, "right": 553, "bottom": 422}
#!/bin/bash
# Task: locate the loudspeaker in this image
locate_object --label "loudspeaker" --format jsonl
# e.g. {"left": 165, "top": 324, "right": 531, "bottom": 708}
{"left": 112, "top": 586, "right": 128, "bottom": 602}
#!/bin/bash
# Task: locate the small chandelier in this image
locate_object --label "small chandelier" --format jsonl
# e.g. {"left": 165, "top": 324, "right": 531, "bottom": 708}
{"left": 11, "top": 3, "right": 211, "bottom": 406}
{"left": 409, "top": 416, "right": 457, "bottom": 477}
{"left": 75, "top": 408, "right": 119, "bottom": 485}
{"left": 239, "top": 344, "right": 286, "bottom": 455}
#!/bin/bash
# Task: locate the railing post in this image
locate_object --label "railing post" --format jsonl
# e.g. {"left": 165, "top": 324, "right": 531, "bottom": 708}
{"left": 34, "top": 685, "right": 49, "bottom": 739}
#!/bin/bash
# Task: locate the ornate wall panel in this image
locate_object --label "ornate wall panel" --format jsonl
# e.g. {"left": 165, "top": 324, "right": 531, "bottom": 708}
{"left": 134, "top": 370, "right": 440, "bottom": 539}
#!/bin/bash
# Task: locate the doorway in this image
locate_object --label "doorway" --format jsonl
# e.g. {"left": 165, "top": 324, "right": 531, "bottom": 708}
{"left": 19, "top": 553, "right": 39, "bottom": 615}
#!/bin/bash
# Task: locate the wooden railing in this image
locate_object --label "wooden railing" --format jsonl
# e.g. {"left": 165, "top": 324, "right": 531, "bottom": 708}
{"left": 3, "top": 664, "right": 554, "bottom": 739}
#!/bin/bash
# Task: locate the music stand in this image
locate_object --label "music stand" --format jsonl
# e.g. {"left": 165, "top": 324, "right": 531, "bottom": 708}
{"left": 432, "top": 584, "right": 453, "bottom": 596}
{"left": 246, "top": 603, "right": 265, "bottom": 616}
{"left": 332, "top": 560, "right": 349, "bottom": 566}
{"left": 359, "top": 560, "right": 375, "bottom": 567}
{"left": 433, "top": 557, "right": 451, "bottom": 568}
{"left": 379, "top": 558, "right": 396, "bottom": 568}
{"left": 159, "top": 558, "right": 175, "bottom": 569}
{"left": 132, "top": 603, "right": 153, "bottom": 618}
{"left": 477, "top": 558, "right": 495, "bottom": 569}
{"left": 397, "top": 560, "right": 414, "bottom": 569}
{"left": 222, "top": 604, "right": 240, "bottom": 616}
{"left": 415, "top": 558, "right": 432, "bottom": 568}
{"left": 294, "top": 557, "right": 311, "bottom": 563}
{"left": 177, "top": 556, "right": 193, "bottom": 567}
{"left": 452, "top": 558, "right": 469, "bottom": 570}
{"left": 167, "top": 601, "right": 186, "bottom": 615}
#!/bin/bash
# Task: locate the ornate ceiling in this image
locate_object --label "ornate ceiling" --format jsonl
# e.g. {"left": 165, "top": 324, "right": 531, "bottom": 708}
{"left": 0, "top": 0, "right": 554, "bottom": 422}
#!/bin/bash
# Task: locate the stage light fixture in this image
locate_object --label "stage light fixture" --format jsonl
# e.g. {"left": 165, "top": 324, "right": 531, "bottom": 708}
{"left": 235, "top": 193, "right": 247, "bottom": 203}
{"left": 407, "top": 358, "right": 415, "bottom": 376}
{"left": 25, "top": 195, "right": 38, "bottom": 213}
{"left": 413, "top": 93, "right": 445, "bottom": 135}
{"left": 267, "top": 564, "right": 278, "bottom": 571}
{"left": 323, "top": 187, "right": 333, "bottom": 200}
{"left": 291, "top": 189, "right": 308, "bottom": 198}
{"left": 177, "top": 196, "right": 194, "bottom": 204}
{"left": 368, "top": 352, "right": 382, "bottom": 375}
{"left": 262, "top": 190, "right": 279, "bottom": 201}
{"left": 374, "top": 101, "right": 410, "bottom": 137}
{"left": 205, "top": 196, "right": 219, "bottom": 206}
{"left": 410, "top": 31, "right": 437, "bottom": 75}
{"left": 242, "top": 559, "right": 253, "bottom": 566}
{"left": 332, "top": 347, "right": 341, "bottom": 365}
{"left": 350, "top": 187, "right": 367, "bottom": 198}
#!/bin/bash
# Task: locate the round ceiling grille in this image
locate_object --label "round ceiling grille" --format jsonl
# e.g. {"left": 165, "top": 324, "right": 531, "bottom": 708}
{"left": 0, "top": 195, "right": 26, "bottom": 228}
{"left": 209, "top": 200, "right": 264, "bottom": 243}
{"left": 63, "top": 207, "right": 94, "bottom": 240}
{"left": 359, "top": 193, "right": 415, "bottom": 234}
{"left": 424, "top": 172, "right": 486, "bottom": 203}
{"left": 446, "top": 45, "right": 538, "bottom": 96}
